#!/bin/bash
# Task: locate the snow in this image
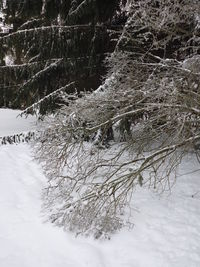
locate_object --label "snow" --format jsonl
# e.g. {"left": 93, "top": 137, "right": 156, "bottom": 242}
{"left": 0, "top": 108, "right": 36, "bottom": 137}
{"left": 0, "top": 108, "right": 200, "bottom": 267}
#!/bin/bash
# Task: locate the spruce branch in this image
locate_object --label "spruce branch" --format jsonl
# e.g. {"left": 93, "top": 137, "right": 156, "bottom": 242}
{"left": 19, "top": 81, "right": 76, "bottom": 117}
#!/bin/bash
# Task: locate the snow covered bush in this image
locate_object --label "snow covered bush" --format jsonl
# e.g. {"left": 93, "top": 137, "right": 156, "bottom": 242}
{"left": 36, "top": 0, "right": 200, "bottom": 237}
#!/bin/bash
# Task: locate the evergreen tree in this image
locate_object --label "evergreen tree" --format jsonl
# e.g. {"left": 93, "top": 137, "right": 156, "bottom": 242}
{"left": 0, "top": 0, "right": 126, "bottom": 113}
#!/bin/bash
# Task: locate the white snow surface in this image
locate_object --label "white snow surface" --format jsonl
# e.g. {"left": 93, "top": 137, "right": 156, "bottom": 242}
{"left": 0, "top": 108, "right": 200, "bottom": 267}
{"left": 0, "top": 108, "right": 36, "bottom": 137}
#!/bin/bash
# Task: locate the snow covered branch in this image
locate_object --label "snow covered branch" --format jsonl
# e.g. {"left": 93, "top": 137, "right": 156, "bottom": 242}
{"left": 19, "top": 81, "right": 76, "bottom": 116}
{"left": 34, "top": 0, "right": 200, "bottom": 237}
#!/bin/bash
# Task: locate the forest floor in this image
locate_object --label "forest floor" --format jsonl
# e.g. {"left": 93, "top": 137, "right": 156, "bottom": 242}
{"left": 0, "top": 108, "right": 200, "bottom": 267}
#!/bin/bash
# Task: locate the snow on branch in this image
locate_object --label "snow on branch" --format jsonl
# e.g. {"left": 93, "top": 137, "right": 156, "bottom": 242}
{"left": 15, "top": 58, "right": 63, "bottom": 99}
{"left": 0, "top": 59, "right": 58, "bottom": 82}
{"left": 84, "top": 108, "right": 147, "bottom": 133}
{"left": 19, "top": 81, "right": 76, "bottom": 117}
{"left": 0, "top": 24, "right": 104, "bottom": 42}
{"left": 67, "top": 0, "right": 92, "bottom": 24}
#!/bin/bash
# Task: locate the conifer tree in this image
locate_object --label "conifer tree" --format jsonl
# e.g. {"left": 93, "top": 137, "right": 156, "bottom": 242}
{"left": 0, "top": 0, "right": 126, "bottom": 113}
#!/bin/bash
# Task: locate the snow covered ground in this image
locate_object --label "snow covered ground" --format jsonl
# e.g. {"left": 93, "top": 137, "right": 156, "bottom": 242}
{"left": 0, "top": 108, "right": 200, "bottom": 267}
{"left": 0, "top": 109, "right": 36, "bottom": 136}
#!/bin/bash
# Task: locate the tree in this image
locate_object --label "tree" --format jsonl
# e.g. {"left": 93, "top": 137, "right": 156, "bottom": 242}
{"left": 35, "top": 0, "right": 200, "bottom": 238}
{"left": 0, "top": 0, "right": 126, "bottom": 113}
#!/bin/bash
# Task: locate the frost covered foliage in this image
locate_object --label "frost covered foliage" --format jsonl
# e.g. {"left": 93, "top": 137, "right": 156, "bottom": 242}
{"left": 36, "top": 0, "right": 200, "bottom": 238}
